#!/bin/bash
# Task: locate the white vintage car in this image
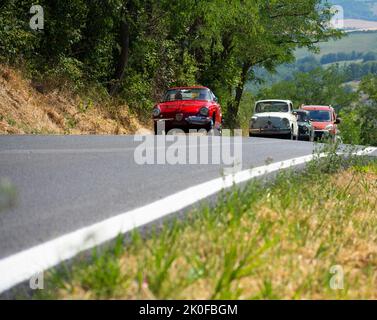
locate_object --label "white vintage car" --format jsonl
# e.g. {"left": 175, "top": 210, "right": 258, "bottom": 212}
{"left": 249, "top": 99, "right": 299, "bottom": 140}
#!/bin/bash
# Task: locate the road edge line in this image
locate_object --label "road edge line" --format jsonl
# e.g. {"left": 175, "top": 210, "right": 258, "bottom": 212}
{"left": 0, "top": 148, "right": 375, "bottom": 294}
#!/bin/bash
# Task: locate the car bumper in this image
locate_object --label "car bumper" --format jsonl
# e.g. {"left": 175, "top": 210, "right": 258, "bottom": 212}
{"left": 185, "top": 116, "right": 212, "bottom": 126}
{"left": 314, "top": 130, "right": 332, "bottom": 139}
{"left": 298, "top": 129, "right": 311, "bottom": 139}
{"left": 249, "top": 128, "right": 291, "bottom": 136}
{"left": 299, "top": 132, "right": 310, "bottom": 136}
{"left": 154, "top": 116, "right": 211, "bottom": 127}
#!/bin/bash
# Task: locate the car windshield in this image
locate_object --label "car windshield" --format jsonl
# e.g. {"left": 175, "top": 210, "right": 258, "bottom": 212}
{"left": 297, "top": 112, "right": 309, "bottom": 122}
{"left": 308, "top": 110, "right": 331, "bottom": 122}
{"left": 255, "top": 102, "right": 289, "bottom": 113}
{"left": 163, "top": 89, "right": 210, "bottom": 102}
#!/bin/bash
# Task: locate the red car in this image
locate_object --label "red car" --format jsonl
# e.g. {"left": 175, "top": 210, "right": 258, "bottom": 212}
{"left": 153, "top": 86, "right": 222, "bottom": 135}
{"left": 301, "top": 105, "right": 341, "bottom": 141}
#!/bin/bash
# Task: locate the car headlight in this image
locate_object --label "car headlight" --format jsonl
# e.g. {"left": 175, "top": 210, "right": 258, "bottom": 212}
{"left": 250, "top": 117, "right": 257, "bottom": 128}
{"left": 325, "top": 124, "right": 334, "bottom": 131}
{"left": 199, "top": 107, "right": 209, "bottom": 116}
{"left": 282, "top": 118, "right": 290, "bottom": 128}
{"left": 153, "top": 107, "right": 161, "bottom": 117}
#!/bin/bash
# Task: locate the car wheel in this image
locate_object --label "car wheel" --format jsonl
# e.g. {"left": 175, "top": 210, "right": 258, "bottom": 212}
{"left": 293, "top": 126, "right": 299, "bottom": 140}
{"left": 154, "top": 122, "right": 159, "bottom": 135}
{"left": 154, "top": 122, "right": 170, "bottom": 135}
{"left": 284, "top": 129, "right": 294, "bottom": 140}
{"left": 282, "top": 132, "right": 292, "bottom": 140}
{"left": 214, "top": 126, "right": 222, "bottom": 136}
{"left": 205, "top": 119, "right": 214, "bottom": 133}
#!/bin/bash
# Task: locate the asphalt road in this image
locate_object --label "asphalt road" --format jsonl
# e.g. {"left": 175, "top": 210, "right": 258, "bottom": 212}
{"left": 0, "top": 135, "right": 375, "bottom": 260}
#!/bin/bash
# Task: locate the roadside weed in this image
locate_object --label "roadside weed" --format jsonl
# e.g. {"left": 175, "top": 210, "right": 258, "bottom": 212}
{"left": 35, "top": 153, "right": 377, "bottom": 299}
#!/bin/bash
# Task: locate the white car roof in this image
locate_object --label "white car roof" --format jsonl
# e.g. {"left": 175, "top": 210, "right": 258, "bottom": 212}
{"left": 256, "top": 99, "right": 293, "bottom": 104}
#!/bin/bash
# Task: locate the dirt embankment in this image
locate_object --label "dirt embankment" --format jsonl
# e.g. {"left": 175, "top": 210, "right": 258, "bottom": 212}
{"left": 0, "top": 66, "right": 151, "bottom": 135}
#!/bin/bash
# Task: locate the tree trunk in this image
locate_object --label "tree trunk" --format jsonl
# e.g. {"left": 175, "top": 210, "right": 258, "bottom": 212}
{"left": 226, "top": 62, "right": 250, "bottom": 128}
{"left": 110, "top": 19, "right": 130, "bottom": 96}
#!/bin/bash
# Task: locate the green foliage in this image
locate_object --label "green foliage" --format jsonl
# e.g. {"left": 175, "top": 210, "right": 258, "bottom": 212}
{"left": 320, "top": 51, "right": 364, "bottom": 64}
{"left": 338, "top": 109, "right": 362, "bottom": 145}
{"left": 363, "top": 52, "right": 377, "bottom": 62}
{"left": 1, "top": 0, "right": 340, "bottom": 122}
{"left": 80, "top": 239, "right": 125, "bottom": 298}
{"left": 357, "top": 105, "right": 377, "bottom": 146}
{"left": 257, "top": 67, "right": 358, "bottom": 109}
{"left": 252, "top": 52, "right": 377, "bottom": 94}
{"left": 338, "top": 75, "right": 377, "bottom": 146}
{"left": 256, "top": 67, "right": 377, "bottom": 146}
{"left": 343, "top": 61, "right": 377, "bottom": 81}
{"left": 351, "top": 75, "right": 377, "bottom": 146}
{"left": 295, "top": 31, "right": 377, "bottom": 61}
{"left": 45, "top": 56, "right": 85, "bottom": 90}
{"left": 0, "top": 1, "right": 37, "bottom": 63}
{"left": 120, "top": 71, "right": 154, "bottom": 114}
{"left": 238, "top": 91, "right": 256, "bottom": 132}
{"left": 34, "top": 155, "right": 377, "bottom": 299}
{"left": 360, "top": 74, "right": 377, "bottom": 101}
{"left": 319, "top": 51, "right": 377, "bottom": 65}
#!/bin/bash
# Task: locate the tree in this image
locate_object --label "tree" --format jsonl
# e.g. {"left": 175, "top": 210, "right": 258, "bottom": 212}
{"left": 360, "top": 74, "right": 377, "bottom": 102}
{"left": 218, "top": 0, "right": 342, "bottom": 127}
{"left": 363, "top": 52, "right": 377, "bottom": 63}
{"left": 0, "top": 0, "right": 343, "bottom": 124}
{"left": 339, "top": 75, "right": 377, "bottom": 146}
{"left": 257, "top": 67, "right": 358, "bottom": 109}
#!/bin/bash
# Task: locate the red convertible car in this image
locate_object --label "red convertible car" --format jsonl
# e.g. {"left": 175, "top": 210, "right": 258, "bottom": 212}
{"left": 152, "top": 86, "right": 222, "bottom": 135}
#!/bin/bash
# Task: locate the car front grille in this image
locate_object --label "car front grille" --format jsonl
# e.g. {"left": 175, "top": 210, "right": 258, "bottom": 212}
{"left": 252, "top": 117, "right": 285, "bottom": 128}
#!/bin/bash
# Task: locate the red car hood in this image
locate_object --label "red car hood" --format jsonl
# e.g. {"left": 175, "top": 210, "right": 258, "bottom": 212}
{"left": 158, "top": 101, "right": 210, "bottom": 117}
{"left": 311, "top": 121, "right": 332, "bottom": 130}
{"left": 159, "top": 100, "right": 209, "bottom": 111}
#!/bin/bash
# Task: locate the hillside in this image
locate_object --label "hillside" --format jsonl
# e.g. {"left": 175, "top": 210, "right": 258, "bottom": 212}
{"left": 0, "top": 66, "right": 150, "bottom": 135}
{"left": 295, "top": 31, "right": 377, "bottom": 60}
{"left": 247, "top": 30, "right": 377, "bottom": 92}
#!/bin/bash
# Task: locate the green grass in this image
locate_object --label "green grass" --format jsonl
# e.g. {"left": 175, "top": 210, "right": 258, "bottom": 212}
{"left": 33, "top": 151, "right": 377, "bottom": 300}
{"left": 295, "top": 31, "right": 377, "bottom": 60}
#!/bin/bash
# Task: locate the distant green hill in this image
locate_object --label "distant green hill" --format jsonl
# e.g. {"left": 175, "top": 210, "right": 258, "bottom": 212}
{"left": 248, "top": 31, "right": 377, "bottom": 93}
{"left": 295, "top": 31, "right": 377, "bottom": 60}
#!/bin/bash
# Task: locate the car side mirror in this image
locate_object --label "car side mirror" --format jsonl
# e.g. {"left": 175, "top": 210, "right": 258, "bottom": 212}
{"left": 292, "top": 111, "right": 298, "bottom": 116}
{"left": 335, "top": 118, "right": 341, "bottom": 124}
{"left": 214, "top": 97, "right": 218, "bottom": 103}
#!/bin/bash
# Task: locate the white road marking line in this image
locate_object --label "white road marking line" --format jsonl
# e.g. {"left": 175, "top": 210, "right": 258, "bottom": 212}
{"left": 337, "top": 147, "right": 377, "bottom": 157}
{"left": 0, "top": 147, "right": 376, "bottom": 294}
{"left": 354, "top": 147, "right": 377, "bottom": 156}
